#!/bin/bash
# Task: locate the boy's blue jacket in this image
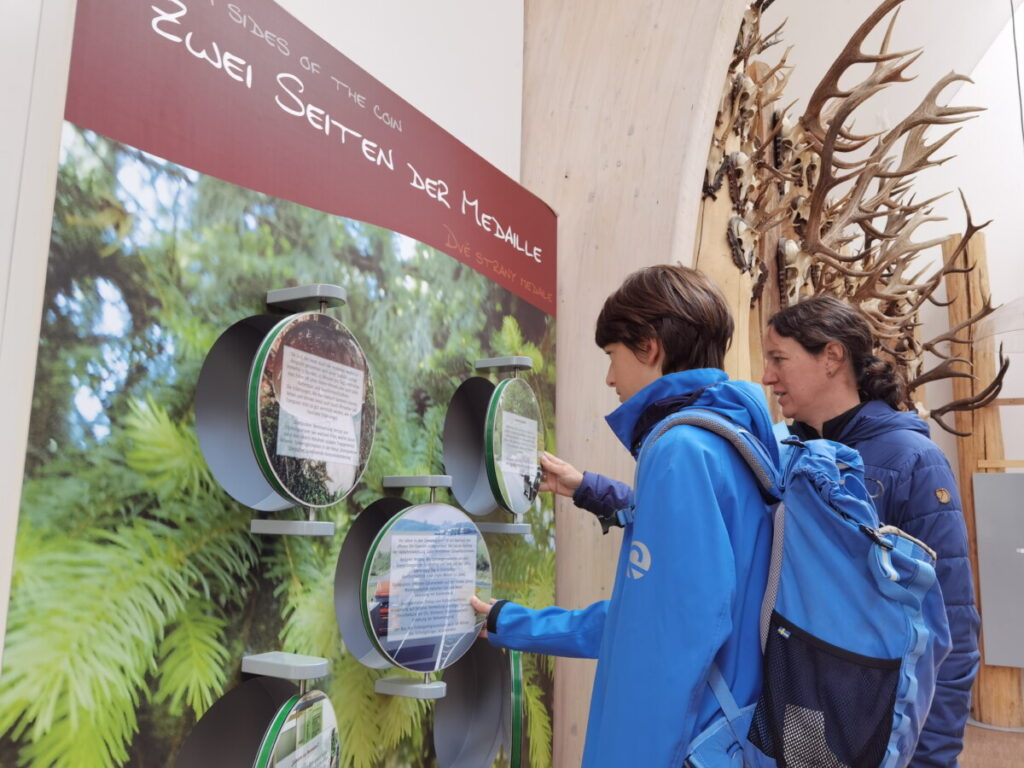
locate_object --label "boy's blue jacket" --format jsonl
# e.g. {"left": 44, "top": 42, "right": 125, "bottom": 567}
{"left": 486, "top": 369, "right": 778, "bottom": 768}
{"left": 573, "top": 399, "right": 980, "bottom": 767}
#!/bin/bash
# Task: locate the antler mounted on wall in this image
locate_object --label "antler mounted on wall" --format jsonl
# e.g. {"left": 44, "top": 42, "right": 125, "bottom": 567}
{"left": 698, "top": 0, "right": 1008, "bottom": 433}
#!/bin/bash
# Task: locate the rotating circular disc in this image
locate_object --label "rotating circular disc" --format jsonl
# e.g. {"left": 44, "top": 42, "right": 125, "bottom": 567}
{"left": 508, "top": 650, "right": 524, "bottom": 768}
{"left": 247, "top": 312, "right": 375, "bottom": 508}
{"left": 484, "top": 377, "right": 543, "bottom": 515}
{"left": 253, "top": 689, "right": 340, "bottom": 768}
{"left": 360, "top": 503, "right": 492, "bottom": 672}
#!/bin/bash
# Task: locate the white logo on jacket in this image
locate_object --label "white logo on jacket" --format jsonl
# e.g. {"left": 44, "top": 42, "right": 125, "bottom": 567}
{"left": 628, "top": 541, "right": 651, "bottom": 579}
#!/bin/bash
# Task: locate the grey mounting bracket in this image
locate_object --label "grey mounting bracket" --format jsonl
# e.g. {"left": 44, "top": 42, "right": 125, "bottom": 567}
{"left": 474, "top": 356, "right": 533, "bottom": 375}
{"left": 241, "top": 651, "right": 329, "bottom": 695}
{"left": 266, "top": 284, "right": 347, "bottom": 313}
{"left": 375, "top": 675, "right": 447, "bottom": 700}
{"left": 476, "top": 521, "right": 532, "bottom": 536}
{"left": 250, "top": 516, "right": 335, "bottom": 537}
{"left": 383, "top": 474, "right": 452, "bottom": 504}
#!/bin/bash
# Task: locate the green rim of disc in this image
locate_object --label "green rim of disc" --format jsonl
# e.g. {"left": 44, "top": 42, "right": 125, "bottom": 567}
{"left": 483, "top": 377, "right": 541, "bottom": 514}
{"left": 252, "top": 694, "right": 300, "bottom": 768}
{"left": 359, "top": 509, "right": 404, "bottom": 665}
{"left": 510, "top": 650, "right": 524, "bottom": 768}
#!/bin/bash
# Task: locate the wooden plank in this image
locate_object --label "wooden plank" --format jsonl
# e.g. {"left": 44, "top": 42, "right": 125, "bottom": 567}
{"left": 962, "top": 721, "right": 1024, "bottom": 768}
{"left": 977, "top": 460, "right": 1024, "bottom": 469}
{"left": 991, "top": 398, "right": 1024, "bottom": 407}
{"left": 693, "top": 181, "right": 753, "bottom": 381}
{"left": 944, "top": 233, "right": 1024, "bottom": 728}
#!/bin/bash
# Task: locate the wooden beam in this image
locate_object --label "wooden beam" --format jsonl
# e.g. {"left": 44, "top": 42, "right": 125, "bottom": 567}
{"left": 944, "top": 232, "right": 1024, "bottom": 728}
{"left": 977, "top": 460, "right": 1024, "bottom": 469}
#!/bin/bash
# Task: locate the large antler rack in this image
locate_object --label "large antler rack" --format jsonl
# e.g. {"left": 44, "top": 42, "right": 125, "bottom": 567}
{"left": 701, "top": 0, "right": 1008, "bottom": 434}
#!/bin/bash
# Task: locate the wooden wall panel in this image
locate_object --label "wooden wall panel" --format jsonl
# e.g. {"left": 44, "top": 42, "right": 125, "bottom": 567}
{"left": 944, "top": 234, "right": 1024, "bottom": 728}
{"left": 521, "top": 2, "right": 747, "bottom": 763}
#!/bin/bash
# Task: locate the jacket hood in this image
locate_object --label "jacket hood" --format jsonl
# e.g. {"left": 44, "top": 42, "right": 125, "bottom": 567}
{"left": 605, "top": 369, "right": 779, "bottom": 463}
{"left": 838, "top": 400, "right": 931, "bottom": 444}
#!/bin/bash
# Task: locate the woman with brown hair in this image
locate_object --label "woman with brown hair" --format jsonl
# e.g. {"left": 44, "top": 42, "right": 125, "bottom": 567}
{"left": 761, "top": 295, "right": 978, "bottom": 768}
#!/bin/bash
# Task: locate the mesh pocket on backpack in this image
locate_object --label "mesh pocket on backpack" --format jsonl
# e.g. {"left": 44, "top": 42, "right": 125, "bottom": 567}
{"left": 748, "top": 611, "right": 899, "bottom": 768}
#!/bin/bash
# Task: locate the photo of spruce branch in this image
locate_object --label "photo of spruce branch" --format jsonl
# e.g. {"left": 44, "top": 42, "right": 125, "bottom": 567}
{"left": 0, "top": 123, "right": 556, "bottom": 768}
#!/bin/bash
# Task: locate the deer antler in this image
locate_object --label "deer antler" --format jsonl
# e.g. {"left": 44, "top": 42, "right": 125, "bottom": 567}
{"left": 708, "top": 0, "right": 1009, "bottom": 434}
{"left": 926, "top": 347, "right": 1010, "bottom": 436}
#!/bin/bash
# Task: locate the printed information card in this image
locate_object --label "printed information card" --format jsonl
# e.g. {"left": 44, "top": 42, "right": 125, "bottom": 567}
{"left": 387, "top": 532, "right": 477, "bottom": 642}
{"left": 277, "top": 345, "right": 364, "bottom": 465}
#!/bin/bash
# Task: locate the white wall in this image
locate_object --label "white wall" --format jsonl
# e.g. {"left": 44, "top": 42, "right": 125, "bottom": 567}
{"left": 0, "top": 0, "right": 523, "bottom": 670}
{"left": 0, "top": 0, "right": 79, "bottom": 674}
{"left": 914, "top": 11, "right": 1024, "bottom": 464}
{"left": 274, "top": 1, "right": 524, "bottom": 180}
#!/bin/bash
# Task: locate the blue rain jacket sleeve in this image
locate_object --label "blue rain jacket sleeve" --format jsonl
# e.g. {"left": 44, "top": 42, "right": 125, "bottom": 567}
{"left": 572, "top": 471, "right": 633, "bottom": 518}
{"left": 485, "top": 600, "right": 608, "bottom": 658}
{"left": 892, "top": 450, "right": 980, "bottom": 768}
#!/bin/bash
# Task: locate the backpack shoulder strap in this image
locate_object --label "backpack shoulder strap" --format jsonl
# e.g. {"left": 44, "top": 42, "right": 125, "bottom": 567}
{"left": 642, "top": 408, "right": 780, "bottom": 738}
{"left": 644, "top": 408, "right": 781, "bottom": 501}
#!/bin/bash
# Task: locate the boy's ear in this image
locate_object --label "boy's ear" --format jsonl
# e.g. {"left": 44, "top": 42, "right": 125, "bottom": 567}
{"left": 640, "top": 337, "right": 665, "bottom": 368}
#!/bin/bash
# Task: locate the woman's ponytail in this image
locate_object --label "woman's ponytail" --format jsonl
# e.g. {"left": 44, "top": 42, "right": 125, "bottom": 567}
{"left": 856, "top": 354, "right": 905, "bottom": 410}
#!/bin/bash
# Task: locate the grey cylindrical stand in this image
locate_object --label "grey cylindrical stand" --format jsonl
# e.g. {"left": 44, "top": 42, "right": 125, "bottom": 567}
{"left": 374, "top": 675, "right": 448, "bottom": 700}
{"left": 476, "top": 521, "right": 532, "bottom": 535}
{"left": 383, "top": 474, "right": 453, "bottom": 504}
{"left": 250, "top": 518, "right": 335, "bottom": 537}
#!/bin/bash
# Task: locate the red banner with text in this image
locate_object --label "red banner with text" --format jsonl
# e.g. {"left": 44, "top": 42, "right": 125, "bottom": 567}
{"left": 65, "top": 0, "right": 556, "bottom": 314}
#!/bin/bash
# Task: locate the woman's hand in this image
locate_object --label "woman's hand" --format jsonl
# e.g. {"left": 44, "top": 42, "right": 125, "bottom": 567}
{"left": 539, "top": 451, "right": 584, "bottom": 498}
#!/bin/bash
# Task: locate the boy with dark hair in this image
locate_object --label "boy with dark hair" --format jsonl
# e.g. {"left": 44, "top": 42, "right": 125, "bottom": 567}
{"left": 472, "top": 264, "right": 777, "bottom": 768}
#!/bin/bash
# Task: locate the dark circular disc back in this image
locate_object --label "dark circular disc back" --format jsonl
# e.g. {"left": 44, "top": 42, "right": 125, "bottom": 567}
{"left": 334, "top": 497, "right": 412, "bottom": 670}
{"left": 435, "top": 641, "right": 506, "bottom": 768}
{"left": 195, "top": 315, "right": 292, "bottom": 511}
{"left": 443, "top": 377, "right": 498, "bottom": 516}
{"left": 175, "top": 676, "right": 297, "bottom": 768}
